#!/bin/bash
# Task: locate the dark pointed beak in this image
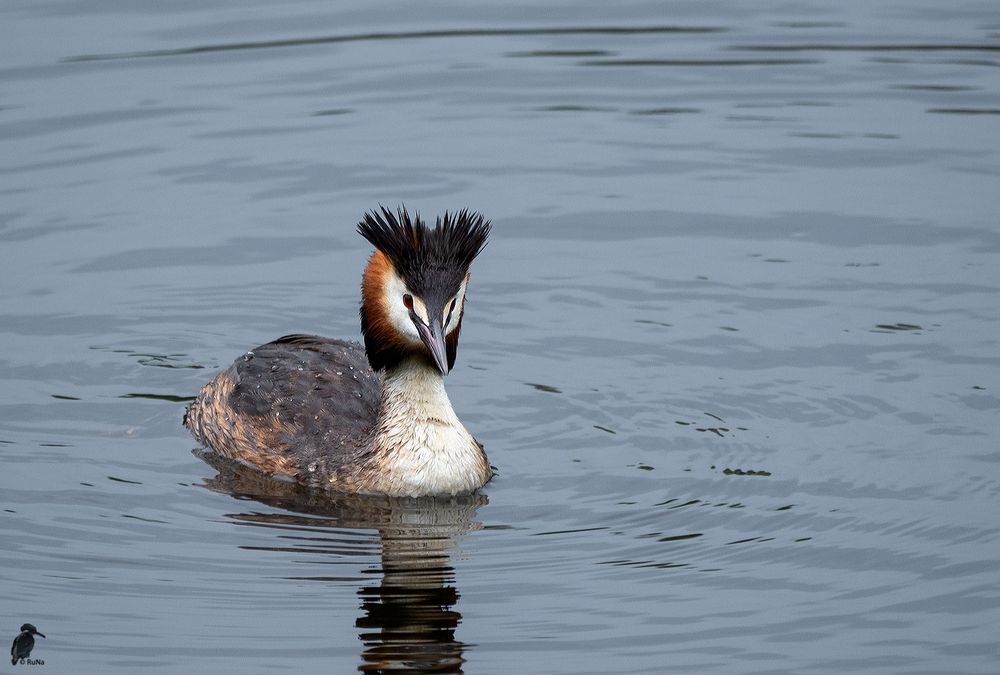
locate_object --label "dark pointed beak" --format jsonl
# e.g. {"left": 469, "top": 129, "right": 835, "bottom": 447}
{"left": 415, "top": 315, "right": 450, "bottom": 375}
{"left": 35, "top": 632, "right": 45, "bottom": 639}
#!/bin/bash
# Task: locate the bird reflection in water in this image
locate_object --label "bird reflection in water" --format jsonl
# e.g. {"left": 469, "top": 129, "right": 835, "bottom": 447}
{"left": 198, "top": 449, "right": 484, "bottom": 673}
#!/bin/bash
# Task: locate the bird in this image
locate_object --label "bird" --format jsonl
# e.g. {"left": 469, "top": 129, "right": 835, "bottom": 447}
{"left": 185, "top": 206, "right": 494, "bottom": 497}
{"left": 11, "top": 624, "right": 44, "bottom": 665}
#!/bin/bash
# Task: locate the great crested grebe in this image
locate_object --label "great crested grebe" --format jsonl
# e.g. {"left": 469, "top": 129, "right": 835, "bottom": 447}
{"left": 184, "top": 207, "right": 493, "bottom": 497}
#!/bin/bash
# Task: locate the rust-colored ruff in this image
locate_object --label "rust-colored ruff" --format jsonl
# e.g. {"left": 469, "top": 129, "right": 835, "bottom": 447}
{"left": 361, "top": 250, "right": 420, "bottom": 372}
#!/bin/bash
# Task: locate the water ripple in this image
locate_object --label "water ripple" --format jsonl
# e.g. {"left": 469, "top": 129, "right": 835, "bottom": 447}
{"left": 63, "top": 25, "right": 725, "bottom": 63}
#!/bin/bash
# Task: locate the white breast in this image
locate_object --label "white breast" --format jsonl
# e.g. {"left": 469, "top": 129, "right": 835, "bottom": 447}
{"left": 370, "top": 359, "right": 489, "bottom": 497}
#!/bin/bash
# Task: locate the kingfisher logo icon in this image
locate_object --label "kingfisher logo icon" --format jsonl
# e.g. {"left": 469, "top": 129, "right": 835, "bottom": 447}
{"left": 10, "top": 623, "right": 45, "bottom": 667}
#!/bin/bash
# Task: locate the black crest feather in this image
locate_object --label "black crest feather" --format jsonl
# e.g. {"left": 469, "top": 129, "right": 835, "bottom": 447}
{"left": 357, "top": 206, "right": 490, "bottom": 295}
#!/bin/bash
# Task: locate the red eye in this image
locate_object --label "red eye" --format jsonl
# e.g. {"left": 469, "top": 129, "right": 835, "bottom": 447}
{"left": 403, "top": 294, "right": 413, "bottom": 310}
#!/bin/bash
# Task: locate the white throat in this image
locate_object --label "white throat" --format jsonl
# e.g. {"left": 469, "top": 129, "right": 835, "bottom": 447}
{"left": 381, "top": 358, "right": 462, "bottom": 427}
{"left": 369, "top": 357, "right": 488, "bottom": 496}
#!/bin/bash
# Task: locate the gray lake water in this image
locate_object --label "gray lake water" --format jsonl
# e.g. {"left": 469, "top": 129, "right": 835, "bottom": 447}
{"left": 2, "top": 1, "right": 999, "bottom": 672}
